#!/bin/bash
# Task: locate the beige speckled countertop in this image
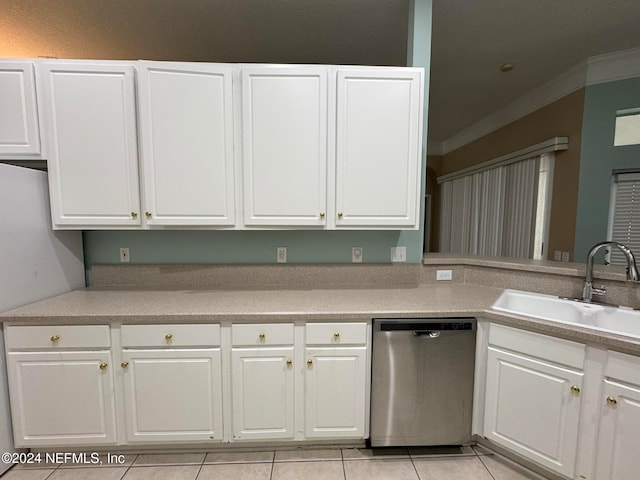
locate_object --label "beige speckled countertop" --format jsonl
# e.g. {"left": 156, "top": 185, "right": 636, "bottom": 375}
{"left": 0, "top": 283, "right": 502, "bottom": 323}
{"left": 3, "top": 259, "right": 640, "bottom": 355}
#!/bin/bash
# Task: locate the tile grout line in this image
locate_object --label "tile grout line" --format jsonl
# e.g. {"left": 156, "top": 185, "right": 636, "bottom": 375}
{"left": 477, "top": 454, "right": 498, "bottom": 480}
{"left": 341, "top": 449, "right": 347, "bottom": 480}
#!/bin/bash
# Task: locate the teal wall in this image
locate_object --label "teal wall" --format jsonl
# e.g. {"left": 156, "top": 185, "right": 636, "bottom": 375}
{"left": 82, "top": 1, "right": 433, "bottom": 275}
{"left": 84, "top": 229, "right": 415, "bottom": 265}
{"left": 574, "top": 77, "right": 640, "bottom": 261}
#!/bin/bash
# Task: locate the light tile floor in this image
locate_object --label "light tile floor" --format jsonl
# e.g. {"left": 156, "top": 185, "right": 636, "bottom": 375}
{"left": 1, "top": 447, "right": 550, "bottom": 480}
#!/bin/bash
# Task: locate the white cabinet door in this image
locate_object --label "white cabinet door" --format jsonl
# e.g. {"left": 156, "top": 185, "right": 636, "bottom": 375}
{"left": 594, "top": 380, "right": 640, "bottom": 480}
{"left": 484, "top": 346, "right": 583, "bottom": 478}
{"left": 305, "top": 347, "right": 367, "bottom": 438}
{"left": 121, "top": 349, "right": 223, "bottom": 443}
{"left": 39, "top": 61, "right": 141, "bottom": 228}
{"left": 0, "top": 61, "right": 41, "bottom": 157}
{"left": 241, "top": 66, "right": 327, "bottom": 227}
{"left": 231, "top": 347, "right": 295, "bottom": 440}
{"left": 335, "top": 68, "right": 423, "bottom": 228}
{"left": 138, "top": 61, "right": 236, "bottom": 226}
{"left": 7, "top": 351, "right": 116, "bottom": 447}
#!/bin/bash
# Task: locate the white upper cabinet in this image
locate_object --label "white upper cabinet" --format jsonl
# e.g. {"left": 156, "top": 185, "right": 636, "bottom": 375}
{"left": 138, "top": 61, "right": 236, "bottom": 226}
{"left": 335, "top": 68, "right": 423, "bottom": 228}
{"left": 39, "top": 61, "right": 141, "bottom": 228}
{"left": 0, "top": 60, "right": 42, "bottom": 158}
{"left": 241, "top": 66, "right": 328, "bottom": 227}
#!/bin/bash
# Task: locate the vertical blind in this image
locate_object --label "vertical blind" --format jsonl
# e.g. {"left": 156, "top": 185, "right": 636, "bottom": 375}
{"left": 609, "top": 172, "right": 640, "bottom": 265}
{"left": 439, "top": 156, "right": 540, "bottom": 258}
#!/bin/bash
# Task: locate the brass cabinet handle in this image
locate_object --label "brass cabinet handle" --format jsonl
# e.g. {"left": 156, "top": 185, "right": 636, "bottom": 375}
{"left": 307, "top": 359, "right": 313, "bottom": 367}
{"left": 165, "top": 334, "right": 173, "bottom": 341}
{"left": 131, "top": 212, "right": 138, "bottom": 218}
{"left": 333, "top": 332, "right": 340, "bottom": 339}
{"left": 337, "top": 212, "right": 343, "bottom": 219}
{"left": 570, "top": 385, "right": 581, "bottom": 395}
{"left": 121, "top": 362, "right": 129, "bottom": 368}
{"left": 286, "top": 359, "right": 293, "bottom": 367}
{"left": 319, "top": 212, "right": 325, "bottom": 219}
{"left": 145, "top": 211, "right": 152, "bottom": 218}
{"left": 258, "top": 332, "right": 266, "bottom": 340}
{"left": 50, "top": 335, "right": 60, "bottom": 343}
{"left": 606, "top": 396, "right": 618, "bottom": 407}
{"left": 99, "top": 363, "right": 108, "bottom": 370}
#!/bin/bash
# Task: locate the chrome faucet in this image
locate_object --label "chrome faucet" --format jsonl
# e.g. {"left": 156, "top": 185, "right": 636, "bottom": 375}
{"left": 582, "top": 241, "right": 640, "bottom": 302}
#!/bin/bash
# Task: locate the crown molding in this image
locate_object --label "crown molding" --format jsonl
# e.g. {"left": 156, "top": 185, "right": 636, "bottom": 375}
{"left": 586, "top": 46, "right": 640, "bottom": 85}
{"left": 439, "top": 62, "right": 587, "bottom": 155}
{"left": 436, "top": 46, "right": 640, "bottom": 156}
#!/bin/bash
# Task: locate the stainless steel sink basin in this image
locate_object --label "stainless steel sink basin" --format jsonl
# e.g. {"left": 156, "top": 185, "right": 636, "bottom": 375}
{"left": 492, "top": 289, "right": 640, "bottom": 339}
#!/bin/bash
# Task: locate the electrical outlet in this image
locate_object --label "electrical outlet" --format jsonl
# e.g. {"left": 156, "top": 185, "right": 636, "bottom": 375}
{"left": 561, "top": 251, "right": 570, "bottom": 262}
{"left": 277, "top": 247, "right": 287, "bottom": 263}
{"left": 352, "top": 247, "right": 363, "bottom": 263}
{"left": 553, "top": 250, "right": 562, "bottom": 261}
{"left": 436, "top": 270, "right": 452, "bottom": 281}
{"left": 120, "top": 247, "right": 130, "bottom": 263}
{"left": 391, "top": 246, "right": 407, "bottom": 262}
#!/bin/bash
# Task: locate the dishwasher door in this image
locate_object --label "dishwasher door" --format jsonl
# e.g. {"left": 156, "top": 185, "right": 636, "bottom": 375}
{"left": 370, "top": 318, "right": 476, "bottom": 447}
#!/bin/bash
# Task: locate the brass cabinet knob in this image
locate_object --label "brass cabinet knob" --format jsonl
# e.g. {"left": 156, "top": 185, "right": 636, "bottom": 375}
{"left": 258, "top": 332, "right": 266, "bottom": 340}
{"left": 570, "top": 385, "right": 581, "bottom": 395}
{"left": 319, "top": 212, "right": 325, "bottom": 219}
{"left": 50, "top": 335, "right": 60, "bottom": 343}
{"left": 307, "top": 359, "right": 313, "bottom": 367}
{"left": 130, "top": 212, "right": 138, "bottom": 218}
{"left": 606, "top": 396, "right": 618, "bottom": 407}
{"left": 165, "top": 334, "right": 173, "bottom": 341}
{"left": 337, "top": 212, "right": 343, "bottom": 219}
{"left": 286, "top": 359, "right": 293, "bottom": 367}
{"left": 333, "top": 332, "right": 340, "bottom": 339}
{"left": 99, "top": 362, "right": 108, "bottom": 370}
{"left": 145, "top": 211, "right": 152, "bottom": 218}
{"left": 121, "top": 362, "right": 129, "bottom": 368}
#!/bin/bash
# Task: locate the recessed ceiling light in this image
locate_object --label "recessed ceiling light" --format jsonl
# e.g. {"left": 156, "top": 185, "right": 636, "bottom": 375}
{"left": 500, "top": 63, "right": 515, "bottom": 72}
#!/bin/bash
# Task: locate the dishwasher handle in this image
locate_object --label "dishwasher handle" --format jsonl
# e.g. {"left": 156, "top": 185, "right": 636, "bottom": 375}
{"left": 376, "top": 318, "right": 476, "bottom": 332}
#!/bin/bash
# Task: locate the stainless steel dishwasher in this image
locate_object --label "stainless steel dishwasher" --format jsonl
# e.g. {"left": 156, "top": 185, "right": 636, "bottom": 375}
{"left": 370, "top": 318, "right": 476, "bottom": 447}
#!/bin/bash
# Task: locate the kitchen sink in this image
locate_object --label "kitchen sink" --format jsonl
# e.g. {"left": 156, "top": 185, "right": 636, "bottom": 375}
{"left": 492, "top": 289, "right": 640, "bottom": 339}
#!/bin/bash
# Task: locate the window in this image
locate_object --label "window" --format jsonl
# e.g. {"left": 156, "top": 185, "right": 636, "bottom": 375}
{"left": 607, "top": 172, "right": 640, "bottom": 265}
{"left": 614, "top": 108, "right": 640, "bottom": 147}
{"left": 438, "top": 153, "right": 554, "bottom": 259}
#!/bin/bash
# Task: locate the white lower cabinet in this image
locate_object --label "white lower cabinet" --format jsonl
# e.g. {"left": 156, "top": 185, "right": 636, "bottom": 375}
{"left": 484, "top": 347, "right": 583, "bottom": 478}
{"left": 305, "top": 347, "right": 367, "bottom": 438}
{"left": 4, "top": 321, "right": 371, "bottom": 448}
{"left": 593, "top": 352, "right": 640, "bottom": 480}
{"left": 120, "top": 324, "right": 223, "bottom": 443}
{"left": 4, "top": 322, "right": 118, "bottom": 448}
{"left": 482, "top": 324, "right": 585, "bottom": 479}
{"left": 121, "top": 349, "right": 223, "bottom": 443}
{"left": 231, "top": 347, "right": 295, "bottom": 440}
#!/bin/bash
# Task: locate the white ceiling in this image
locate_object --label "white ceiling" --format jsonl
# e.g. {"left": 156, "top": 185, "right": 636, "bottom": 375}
{"left": 3, "top": 0, "right": 640, "bottom": 153}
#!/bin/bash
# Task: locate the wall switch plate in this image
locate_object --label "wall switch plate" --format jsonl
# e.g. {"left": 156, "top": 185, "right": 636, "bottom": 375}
{"left": 553, "top": 250, "right": 562, "bottom": 261}
{"left": 436, "top": 269, "right": 452, "bottom": 281}
{"left": 352, "top": 247, "right": 363, "bottom": 263}
{"left": 561, "top": 251, "right": 570, "bottom": 262}
{"left": 277, "top": 247, "right": 287, "bottom": 263}
{"left": 120, "top": 247, "right": 130, "bottom": 263}
{"left": 391, "top": 246, "right": 407, "bottom": 262}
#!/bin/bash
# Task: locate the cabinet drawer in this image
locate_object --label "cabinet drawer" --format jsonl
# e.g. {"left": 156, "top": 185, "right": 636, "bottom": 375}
{"left": 489, "top": 324, "right": 585, "bottom": 370}
{"left": 232, "top": 323, "right": 294, "bottom": 346}
{"left": 5, "top": 325, "right": 111, "bottom": 350}
{"left": 121, "top": 324, "right": 220, "bottom": 347}
{"left": 605, "top": 350, "right": 640, "bottom": 386}
{"left": 306, "top": 322, "right": 368, "bottom": 345}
